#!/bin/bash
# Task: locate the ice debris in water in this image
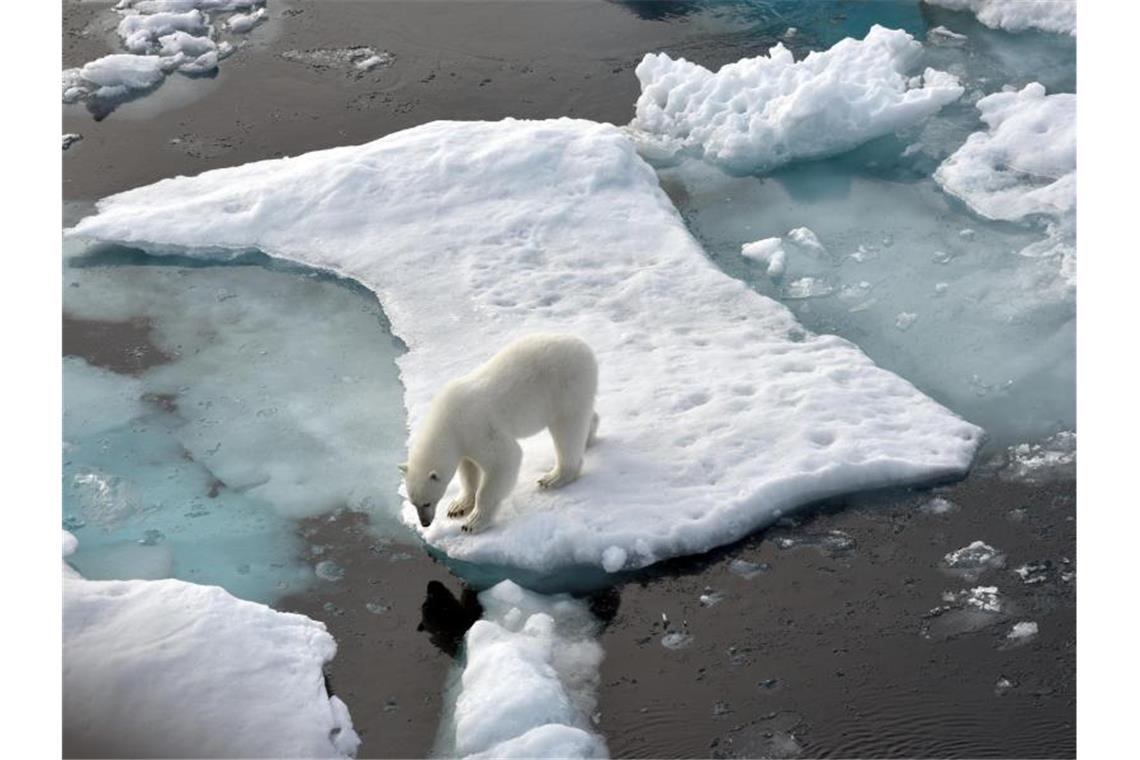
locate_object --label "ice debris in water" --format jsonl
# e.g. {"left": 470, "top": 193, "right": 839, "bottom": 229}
{"left": 943, "top": 540, "right": 1005, "bottom": 576}
{"left": 741, "top": 238, "right": 787, "bottom": 279}
{"left": 1012, "top": 560, "right": 1056, "bottom": 585}
{"left": 365, "top": 600, "right": 390, "bottom": 615}
{"left": 783, "top": 276, "right": 835, "bottom": 300}
{"left": 772, "top": 530, "right": 855, "bottom": 555}
{"left": 1002, "top": 431, "right": 1076, "bottom": 482}
{"left": 895, "top": 312, "right": 919, "bottom": 331}
{"left": 630, "top": 26, "right": 963, "bottom": 173}
{"left": 943, "top": 586, "right": 1002, "bottom": 613}
{"left": 314, "top": 560, "right": 345, "bottom": 582}
{"left": 922, "top": 0, "right": 1076, "bottom": 36}
{"left": 662, "top": 631, "right": 694, "bottom": 650}
{"left": 728, "top": 559, "right": 771, "bottom": 580}
{"left": 699, "top": 589, "right": 726, "bottom": 607}
{"left": 1006, "top": 621, "right": 1038, "bottom": 641}
{"left": 439, "top": 581, "right": 607, "bottom": 758}
{"left": 994, "top": 676, "right": 1015, "bottom": 695}
{"left": 927, "top": 25, "right": 968, "bottom": 45}
{"left": 63, "top": 1, "right": 266, "bottom": 110}
{"left": 62, "top": 133, "right": 83, "bottom": 150}
{"left": 281, "top": 47, "right": 394, "bottom": 76}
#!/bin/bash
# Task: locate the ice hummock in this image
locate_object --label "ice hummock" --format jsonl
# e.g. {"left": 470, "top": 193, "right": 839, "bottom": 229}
{"left": 63, "top": 532, "right": 360, "bottom": 758}
{"left": 922, "top": 0, "right": 1076, "bottom": 37}
{"left": 69, "top": 118, "right": 982, "bottom": 576}
{"left": 435, "top": 581, "right": 607, "bottom": 759}
{"left": 629, "top": 25, "right": 963, "bottom": 174}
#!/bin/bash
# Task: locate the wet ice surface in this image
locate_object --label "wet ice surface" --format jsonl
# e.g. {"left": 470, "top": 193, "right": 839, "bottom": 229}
{"left": 62, "top": 242, "right": 411, "bottom": 603}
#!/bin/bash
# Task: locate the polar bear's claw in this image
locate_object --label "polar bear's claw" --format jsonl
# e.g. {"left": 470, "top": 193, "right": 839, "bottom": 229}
{"left": 461, "top": 513, "right": 488, "bottom": 533}
{"left": 447, "top": 495, "right": 475, "bottom": 518}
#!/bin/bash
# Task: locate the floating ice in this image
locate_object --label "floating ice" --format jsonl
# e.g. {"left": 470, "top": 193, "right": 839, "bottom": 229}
{"left": 630, "top": 26, "right": 963, "bottom": 174}
{"left": 439, "top": 581, "right": 607, "bottom": 759}
{"left": 281, "top": 47, "right": 394, "bottom": 77}
{"left": 69, "top": 119, "right": 982, "bottom": 576}
{"left": 943, "top": 540, "right": 1005, "bottom": 577}
{"left": 740, "top": 238, "right": 787, "bottom": 279}
{"left": 922, "top": 0, "right": 1076, "bottom": 36}
{"left": 935, "top": 83, "right": 1075, "bottom": 286}
{"left": 927, "top": 25, "right": 968, "bottom": 46}
{"left": 315, "top": 560, "right": 346, "bottom": 582}
{"left": 945, "top": 585, "right": 1002, "bottom": 613}
{"left": 772, "top": 529, "right": 856, "bottom": 555}
{"left": 62, "top": 133, "right": 83, "bottom": 150}
{"left": 64, "top": 1, "right": 268, "bottom": 113}
{"left": 661, "top": 631, "right": 694, "bottom": 650}
{"left": 63, "top": 532, "right": 360, "bottom": 758}
{"left": 699, "top": 589, "right": 726, "bottom": 607}
{"left": 1012, "top": 560, "right": 1055, "bottom": 585}
{"left": 1006, "top": 621, "right": 1038, "bottom": 641}
{"left": 1001, "top": 431, "right": 1076, "bottom": 482}
{"left": 728, "top": 558, "right": 770, "bottom": 580}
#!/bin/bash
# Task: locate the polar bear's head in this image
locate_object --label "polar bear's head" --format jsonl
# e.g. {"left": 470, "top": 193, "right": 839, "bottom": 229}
{"left": 400, "top": 461, "right": 448, "bottom": 528}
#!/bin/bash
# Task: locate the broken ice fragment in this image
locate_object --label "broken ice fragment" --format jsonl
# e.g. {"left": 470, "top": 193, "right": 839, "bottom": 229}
{"left": 314, "top": 560, "right": 345, "bottom": 582}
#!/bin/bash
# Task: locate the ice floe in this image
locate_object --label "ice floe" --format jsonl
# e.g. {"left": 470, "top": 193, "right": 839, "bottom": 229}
{"left": 629, "top": 26, "right": 963, "bottom": 174}
{"left": 64, "top": 1, "right": 267, "bottom": 114}
{"left": 1000, "top": 431, "right": 1076, "bottom": 482}
{"left": 439, "top": 581, "right": 606, "bottom": 759}
{"left": 63, "top": 532, "right": 360, "bottom": 758}
{"left": 69, "top": 118, "right": 982, "bottom": 576}
{"left": 923, "top": 0, "right": 1076, "bottom": 37}
{"left": 62, "top": 133, "right": 83, "bottom": 150}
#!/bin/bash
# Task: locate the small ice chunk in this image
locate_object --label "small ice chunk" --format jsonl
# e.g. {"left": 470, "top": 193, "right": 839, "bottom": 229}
{"left": 995, "top": 676, "right": 1015, "bottom": 695}
{"left": 741, "top": 237, "right": 787, "bottom": 279}
{"left": 63, "top": 531, "right": 79, "bottom": 558}
{"left": 661, "top": 631, "right": 693, "bottom": 650}
{"left": 895, "top": 312, "right": 918, "bottom": 331}
{"left": 928, "top": 25, "right": 968, "bottom": 45}
{"left": 728, "top": 559, "right": 770, "bottom": 580}
{"left": 920, "top": 496, "right": 958, "bottom": 514}
{"left": 601, "top": 545, "right": 627, "bottom": 573}
{"left": 787, "top": 226, "right": 826, "bottom": 255}
{"left": 699, "top": 589, "right": 726, "bottom": 607}
{"left": 922, "top": 0, "right": 1076, "bottom": 36}
{"left": 314, "top": 560, "right": 345, "bottom": 582}
{"left": 962, "top": 586, "right": 1002, "bottom": 612}
{"left": 63, "top": 133, "right": 83, "bottom": 150}
{"left": 943, "top": 541, "right": 1005, "bottom": 579}
{"left": 365, "top": 600, "right": 390, "bottom": 614}
{"left": 1002, "top": 431, "right": 1076, "bottom": 482}
{"left": 783, "top": 276, "right": 834, "bottom": 300}
{"left": 772, "top": 530, "right": 855, "bottom": 555}
{"left": 226, "top": 8, "right": 267, "bottom": 33}
{"left": 1006, "top": 621, "right": 1038, "bottom": 640}
{"left": 1012, "top": 560, "right": 1054, "bottom": 585}
{"left": 933, "top": 282, "right": 950, "bottom": 296}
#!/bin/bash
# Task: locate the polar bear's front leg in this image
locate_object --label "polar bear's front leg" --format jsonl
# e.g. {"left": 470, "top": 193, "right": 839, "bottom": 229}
{"left": 446, "top": 458, "right": 480, "bottom": 518}
{"left": 462, "top": 438, "right": 522, "bottom": 534}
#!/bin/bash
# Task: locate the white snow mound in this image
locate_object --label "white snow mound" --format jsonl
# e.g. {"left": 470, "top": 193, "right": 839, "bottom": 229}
{"left": 62, "top": 532, "right": 360, "bottom": 758}
{"left": 923, "top": 0, "right": 1076, "bottom": 36}
{"left": 451, "top": 581, "right": 606, "bottom": 758}
{"left": 69, "top": 118, "right": 982, "bottom": 574}
{"left": 629, "top": 25, "right": 963, "bottom": 173}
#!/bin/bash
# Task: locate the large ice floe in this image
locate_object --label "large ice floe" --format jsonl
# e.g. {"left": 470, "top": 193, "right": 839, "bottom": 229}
{"left": 63, "top": 531, "right": 360, "bottom": 758}
{"left": 922, "top": 0, "right": 1076, "bottom": 37}
{"left": 434, "top": 581, "right": 606, "bottom": 758}
{"left": 62, "top": 1, "right": 267, "bottom": 115}
{"left": 70, "top": 118, "right": 983, "bottom": 576}
{"left": 629, "top": 25, "right": 963, "bottom": 174}
{"left": 934, "top": 82, "right": 1075, "bottom": 286}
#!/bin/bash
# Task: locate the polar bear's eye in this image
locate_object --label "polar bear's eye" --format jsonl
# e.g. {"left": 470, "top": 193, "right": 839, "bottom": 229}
{"left": 429, "top": 471, "right": 439, "bottom": 481}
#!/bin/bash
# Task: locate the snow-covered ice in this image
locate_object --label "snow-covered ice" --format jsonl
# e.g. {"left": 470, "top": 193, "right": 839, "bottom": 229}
{"left": 922, "top": 0, "right": 1076, "bottom": 37}
{"left": 934, "top": 83, "right": 1075, "bottom": 286}
{"left": 436, "top": 581, "right": 607, "bottom": 759}
{"left": 70, "top": 119, "right": 982, "bottom": 576}
{"left": 943, "top": 540, "right": 1005, "bottom": 578}
{"left": 1006, "top": 620, "right": 1039, "bottom": 641}
{"left": 63, "top": 532, "right": 360, "bottom": 758}
{"left": 630, "top": 26, "right": 963, "bottom": 174}
{"left": 64, "top": 1, "right": 268, "bottom": 113}
{"left": 1001, "top": 431, "right": 1076, "bottom": 482}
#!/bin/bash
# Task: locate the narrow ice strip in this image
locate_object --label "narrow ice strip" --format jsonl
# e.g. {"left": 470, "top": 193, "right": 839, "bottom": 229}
{"left": 922, "top": 0, "right": 1075, "bottom": 36}
{"left": 442, "top": 581, "right": 606, "bottom": 759}
{"left": 70, "top": 118, "right": 982, "bottom": 575}
{"left": 63, "top": 532, "right": 359, "bottom": 758}
{"left": 629, "top": 25, "right": 963, "bottom": 174}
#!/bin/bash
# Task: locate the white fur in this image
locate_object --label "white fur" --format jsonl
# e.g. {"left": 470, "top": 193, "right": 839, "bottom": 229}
{"left": 403, "top": 334, "right": 599, "bottom": 533}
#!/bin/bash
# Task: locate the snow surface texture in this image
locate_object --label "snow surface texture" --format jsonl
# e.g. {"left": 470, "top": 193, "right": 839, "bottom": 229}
{"left": 629, "top": 25, "right": 963, "bottom": 174}
{"left": 441, "top": 581, "right": 607, "bottom": 758}
{"left": 934, "top": 82, "right": 1074, "bottom": 285}
{"left": 63, "top": 532, "right": 360, "bottom": 758}
{"left": 70, "top": 118, "right": 982, "bottom": 575}
{"left": 63, "top": 1, "right": 265, "bottom": 110}
{"left": 923, "top": 0, "right": 1076, "bottom": 36}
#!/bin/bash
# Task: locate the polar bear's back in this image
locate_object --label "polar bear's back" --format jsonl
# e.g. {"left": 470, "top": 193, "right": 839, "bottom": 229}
{"left": 460, "top": 333, "right": 597, "bottom": 439}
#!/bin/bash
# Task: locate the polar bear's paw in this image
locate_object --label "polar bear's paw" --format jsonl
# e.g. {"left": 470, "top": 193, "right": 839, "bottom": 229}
{"left": 447, "top": 494, "right": 475, "bottom": 518}
{"left": 461, "top": 512, "right": 489, "bottom": 533}
{"left": 538, "top": 466, "right": 580, "bottom": 490}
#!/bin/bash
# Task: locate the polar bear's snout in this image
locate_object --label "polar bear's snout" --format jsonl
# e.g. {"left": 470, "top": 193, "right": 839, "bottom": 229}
{"left": 416, "top": 502, "right": 436, "bottom": 528}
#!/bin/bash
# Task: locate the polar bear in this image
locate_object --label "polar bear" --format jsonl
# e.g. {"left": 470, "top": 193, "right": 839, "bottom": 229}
{"left": 400, "top": 333, "right": 599, "bottom": 533}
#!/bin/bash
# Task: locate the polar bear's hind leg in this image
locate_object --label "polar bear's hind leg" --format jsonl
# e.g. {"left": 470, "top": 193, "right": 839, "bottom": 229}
{"left": 539, "top": 408, "right": 594, "bottom": 489}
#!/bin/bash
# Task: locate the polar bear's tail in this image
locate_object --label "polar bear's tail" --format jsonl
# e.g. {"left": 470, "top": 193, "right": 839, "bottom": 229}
{"left": 587, "top": 411, "right": 600, "bottom": 448}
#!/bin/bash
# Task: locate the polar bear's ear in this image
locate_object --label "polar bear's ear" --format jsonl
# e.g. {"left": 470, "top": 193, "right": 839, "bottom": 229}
{"left": 429, "top": 471, "right": 440, "bottom": 481}
{"left": 398, "top": 462, "right": 408, "bottom": 474}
